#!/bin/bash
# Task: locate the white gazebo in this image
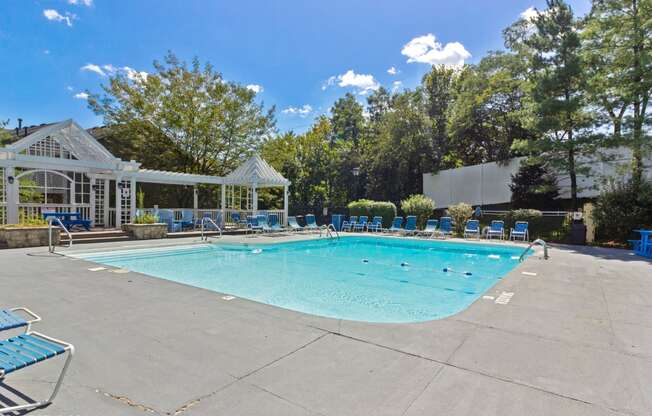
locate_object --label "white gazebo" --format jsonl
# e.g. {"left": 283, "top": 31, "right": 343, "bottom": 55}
{"left": 0, "top": 119, "right": 290, "bottom": 228}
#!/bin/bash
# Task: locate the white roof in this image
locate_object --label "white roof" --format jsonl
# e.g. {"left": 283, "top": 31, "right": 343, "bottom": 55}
{"left": 7, "top": 119, "right": 118, "bottom": 167}
{"left": 130, "top": 169, "right": 224, "bottom": 185}
{"left": 224, "top": 153, "right": 290, "bottom": 186}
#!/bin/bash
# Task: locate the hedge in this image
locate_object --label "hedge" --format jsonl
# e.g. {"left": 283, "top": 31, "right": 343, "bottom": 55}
{"left": 347, "top": 199, "right": 397, "bottom": 227}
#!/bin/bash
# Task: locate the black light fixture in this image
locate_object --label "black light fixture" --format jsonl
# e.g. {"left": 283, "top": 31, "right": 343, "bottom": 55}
{"left": 91, "top": 184, "right": 99, "bottom": 191}
{"left": 7, "top": 176, "right": 14, "bottom": 184}
{"left": 117, "top": 182, "right": 125, "bottom": 189}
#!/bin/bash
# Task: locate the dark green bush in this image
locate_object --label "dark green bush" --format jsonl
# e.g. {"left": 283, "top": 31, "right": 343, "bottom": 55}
{"left": 347, "top": 199, "right": 397, "bottom": 227}
{"left": 593, "top": 180, "right": 652, "bottom": 244}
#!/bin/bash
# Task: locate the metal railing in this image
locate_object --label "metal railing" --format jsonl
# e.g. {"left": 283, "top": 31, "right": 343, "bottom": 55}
{"left": 200, "top": 217, "right": 222, "bottom": 241}
{"left": 48, "top": 217, "right": 72, "bottom": 253}
{"left": 320, "top": 224, "right": 340, "bottom": 239}
{"left": 520, "top": 238, "right": 548, "bottom": 262}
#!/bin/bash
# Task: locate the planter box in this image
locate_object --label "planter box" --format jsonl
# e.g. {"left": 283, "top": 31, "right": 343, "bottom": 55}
{"left": 122, "top": 223, "right": 168, "bottom": 240}
{"left": 0, "top": 226, "right": 60, "bottom": 249}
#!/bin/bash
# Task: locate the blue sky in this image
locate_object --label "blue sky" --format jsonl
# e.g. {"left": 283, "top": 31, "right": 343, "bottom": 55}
{"left": 1, "top": 0, "right": 590, "bottom": 134}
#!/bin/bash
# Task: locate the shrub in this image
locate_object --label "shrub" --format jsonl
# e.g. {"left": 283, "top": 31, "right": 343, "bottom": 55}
{"left": 593, "top": 180, "right": 652, "bottom": 244}
{"left": 401, "top": 194, "right": 435, "bottom": 228}
{"left": 347, "top": 199, "right": 397, "bottom": 227}
{"left": 509, "top": 159, "right": 559, "bottom": 209}
{"left": 447, "top": 203, "right": 473, "bottom": 236}
{"left": 133, "top": 213, "right": 159, "bottom": 225}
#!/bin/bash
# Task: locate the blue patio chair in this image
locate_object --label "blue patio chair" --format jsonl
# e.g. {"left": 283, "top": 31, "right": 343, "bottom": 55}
{"left": 180, "top": 209, "right": 194, "bottom": 230}
{"left": 246, "top": 215, "right": 263, "bottom": 234}
{"left": 0, "top": 307, "right": 41, "bottom": 333}
{"left": 402, "top": 216, "right": 418, "bottom": 235}
{"left": 354, "top": 216, "right": 368, "bottom": 232}
{"left": 158, "top": 209, "right": 181, "bottom": 233}
{"left": 417, "top": 219, "right": 438, "bottom": 237}
{"left": 385, "top": 216, "right": 403, "bottom": 233}
{"left": 464, "top": 219, "right": 480, "bottom": 239}
{"left": 0, "top": 329, "right": 75, "bottom": 413}
{"left": 510, "top": 221, "right": 529, "bottom": 242}
{"left": 367, "top": 216, "right": 383, "bottom": 232}
{"left": 341, "top": 216, "right": 357, "bottom": 232}
{"left": 435, "top": 217, "right": 453, "bottom": 238}
{"left": 288, "top": 216, "right": 304, "bottom": 232}
{"left": 305, "top": 214, "right": 319, "bottom": 232}
{"left": 268, "top": 214, "right": 285, "bottom": 232}
{"left": 487, "top": 220, "right": 505, "bottom": 240}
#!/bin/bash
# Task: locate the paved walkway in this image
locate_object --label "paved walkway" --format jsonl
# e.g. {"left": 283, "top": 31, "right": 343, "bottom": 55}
{"left": 1, "top": 235, "right": 651, "bottom": 415}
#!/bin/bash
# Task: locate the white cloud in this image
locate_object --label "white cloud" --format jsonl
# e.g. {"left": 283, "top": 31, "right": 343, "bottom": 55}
{"left": 387, "top": 66, "right": 398, "bottom": 75}
{"left": 68, "top": 0, "right": 93, "bottom": 6}
{"left": 321, "top": 76, "right": 336, "bottom": 91}
{"left": 81, "top": 63, "right": 105, "bottom": 76}
{"left": 336, "top": 70, "right": 380, "bottom": 95}
{"left": 74, "top": 92, "right": 89, "bottom": 100}
{"left": 122, "top": 66, "right": 148, "bottom": 81}
{"left": 102, "top": 64, "right": 118, "bottom": 75}
{"left": 520, "top": 7, "right": 539, "bottom": 21}
{"left": 43, "top": 9, "right": 76, "bottom": 27}
{"left": 401, "top": 33, "right": 471, "bottom": 67}
{"left": 246, "top": 84, "right": 263, "bottom": 94}
{"left": 66, "top": 86, "right": 74, "bottom": 91}
{"left": 282, "top": 104, "right": 313, "bottom": 117}
{"left": 392, "top": 80, "right": 403, "bottom": 92}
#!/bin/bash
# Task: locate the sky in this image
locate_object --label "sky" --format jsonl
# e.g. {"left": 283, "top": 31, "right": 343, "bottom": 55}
{"left": 0, "top": 0, "right": 590, "bottom": 134}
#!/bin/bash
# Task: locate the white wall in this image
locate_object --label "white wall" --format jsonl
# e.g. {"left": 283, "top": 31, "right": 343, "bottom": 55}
{"left": 423, "top": 148, "right": 652, "bottom": 208}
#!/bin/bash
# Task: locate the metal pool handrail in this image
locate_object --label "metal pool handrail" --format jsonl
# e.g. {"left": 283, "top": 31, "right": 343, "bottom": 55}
{"left": 201, "top": 217, "right": 222, "bottom": 241}
{"left": 320, "top": 224, "right": 340, "bottom": 239}
{"left": 519, "top": 238, "right": 548, "bottom": 262}
{"left": 48, "top": 217, "right": 72, "bottom": 253}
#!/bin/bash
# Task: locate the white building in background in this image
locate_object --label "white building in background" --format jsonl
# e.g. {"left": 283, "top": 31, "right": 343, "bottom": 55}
{"left": 423, "top": 148, "right": 652, "bottom": 209}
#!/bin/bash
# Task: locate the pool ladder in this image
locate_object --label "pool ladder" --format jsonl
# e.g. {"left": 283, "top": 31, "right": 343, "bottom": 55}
{"left": 200, "top": 217, "right": 223, "bottom": 241}
{"left": 320, "top": 224, "right": 340, "bottom": 239}
{"left": 519, "top": 238, "right": 548, "bottom": 262}
{"left": 48, "top": 217, "right": 72, "bottom": 253}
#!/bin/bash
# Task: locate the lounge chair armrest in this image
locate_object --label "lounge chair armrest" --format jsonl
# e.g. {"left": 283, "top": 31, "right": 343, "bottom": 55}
{"left": 28, "top": 331, "right": 75, "bottom": 353}
{"left": 10, "top": 307, "right": 42, "bottom": 325}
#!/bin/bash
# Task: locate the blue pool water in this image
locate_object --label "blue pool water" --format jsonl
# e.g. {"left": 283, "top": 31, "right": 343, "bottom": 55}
{"left": 74, "top": 236, "right": 528, "bottom": 323}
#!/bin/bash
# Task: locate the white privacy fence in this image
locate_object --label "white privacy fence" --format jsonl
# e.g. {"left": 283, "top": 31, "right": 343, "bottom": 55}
{"left": 423, "top": 148, "right": 652, "bottom": 208}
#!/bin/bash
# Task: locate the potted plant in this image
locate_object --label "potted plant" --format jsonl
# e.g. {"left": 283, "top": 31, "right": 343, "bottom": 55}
{"left": 0, "top": 215, "right": 59, "bottom": 248}
{"left": 121, "top": 190, "right": 168, "bottom": 240}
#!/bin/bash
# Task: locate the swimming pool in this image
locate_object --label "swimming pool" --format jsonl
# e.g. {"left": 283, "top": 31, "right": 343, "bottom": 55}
{"left": 73, "top": 236, "right": 528, "bottom": 323}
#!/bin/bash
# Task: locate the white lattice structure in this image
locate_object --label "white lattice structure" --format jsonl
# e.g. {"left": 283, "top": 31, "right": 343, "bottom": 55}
{"left": 0, "top": 119, "right": 290, "bottom": 227}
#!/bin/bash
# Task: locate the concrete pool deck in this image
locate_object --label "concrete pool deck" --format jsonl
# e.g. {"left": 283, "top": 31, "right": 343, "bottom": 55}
{"left": 1, "top": 234, "right": 651, "bottom": 415}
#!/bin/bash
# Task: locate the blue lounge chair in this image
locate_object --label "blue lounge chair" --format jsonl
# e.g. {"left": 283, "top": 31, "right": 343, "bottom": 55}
{"left": 342, "top": 216, "right": 357, "bottom": 232}
{"left": 464, "top": 219, "right": 480, "bottom": 238}
{"left": 417, "top": 219, "right": 438, "bottom": 237}
{"left": 367, "top": 216, "right": 383, "bottom": 232}
{"left": 305, "top": 214, "right": 319, "bottom": 232}
{"left": 158, "top": 209, "right": 181, "bottom": 232}
{"left": 0, "top": 330, "right": 75, "bottom": 413}
{"left": 180, "top": 209, "right": 194, "bottom": 230}
{"left": 354, "top": 216, "right": 368, "bottom": 232}
{"left": 510, "top": 221, "right": 529, "bottom": 241}
{"left": 487, "top": 220, "right": 505, "bottom": 240}
{"left": 246, "top": 215, "right": 263, "bottom": 235}
{"left": 268, "top": 214, "right": 285, "bottom": 232}
{"left": 402, "top": 216, "right": 418, "bottom": 235}
{"left": 385, "top": 216, "right": 403, "bottom": 233}
{"left": 435, "top": 217, "right": 453, "bottom": 238}
{"left": 1, "top": 308, "right": 41, "bottom": 333}
{"left": 288, "top": 216, "right": 304, "bottom": 232}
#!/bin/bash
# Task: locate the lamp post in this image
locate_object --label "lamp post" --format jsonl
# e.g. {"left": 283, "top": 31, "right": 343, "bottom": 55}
{"left": 352, "top": 167, "right": 360, "bottom": 201}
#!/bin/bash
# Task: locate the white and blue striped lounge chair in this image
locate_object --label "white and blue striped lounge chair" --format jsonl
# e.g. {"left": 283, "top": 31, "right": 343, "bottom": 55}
{"left": 305, "top": 214, "right": 320, "bottom": 232}
{"left": 367, "top": 216, "right": 383, "bottom": 232}
{"left": 0, "top": 308, "right": 74, "bottom": 414}
{"left": 341, "top": 216, "right": 357, "bottom": 232}
{"left": 1, "top": 308, "right": 41, "bottom": 333}
{"left": 385, "top": 216, "right": 403, "bottom": 233}
{"left": 288, "top": 216, "right": 304, "bottom": 232}
{"left": 417, "top": 219, "right": 438, "bottom": 237}
{"left": 402, "top": 216, "right": 418, "bottom": 235}
{"left": 486, "top": 220, "right": 505, "bottom": 240}
{"left": 464, "top": 219, "right": 480, "bottom": 239}
{"left": 354, "top": 216, "right": 368, "bottom": 232}
{"left": 510, "top": 221, "right": 529, "bottom": 241}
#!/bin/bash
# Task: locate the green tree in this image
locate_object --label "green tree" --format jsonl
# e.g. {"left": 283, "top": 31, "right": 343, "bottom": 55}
{"left": 511, "top": 0, "right": 594, "bottom": 209}
{"left": 422, "top": 66, "right": 456, "bottom": 168}
{"left": 509, "top": 159, "right": 560, "bottom": 209}
{"left": 583, "top": 0, "right": 652, "bottom": 186}
{"left": 87, "top": 52, "right": 276, "bottom": 178}
{"left": 330, "top": 93, "right": 364, "bottom": 144}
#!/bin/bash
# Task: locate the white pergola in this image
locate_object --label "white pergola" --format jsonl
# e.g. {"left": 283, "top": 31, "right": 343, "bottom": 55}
{"left": 0, "top": 119, "right": 290, "bottom": 227}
